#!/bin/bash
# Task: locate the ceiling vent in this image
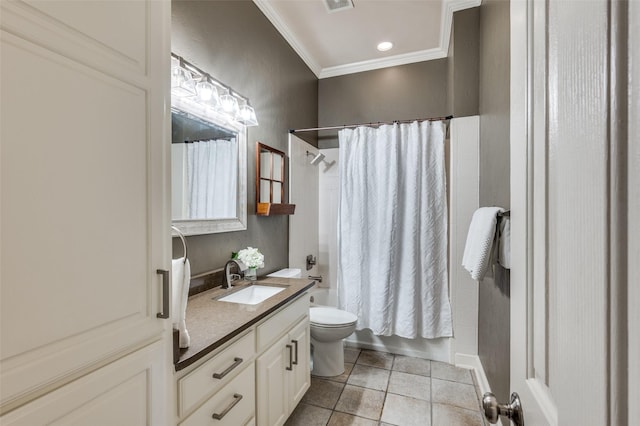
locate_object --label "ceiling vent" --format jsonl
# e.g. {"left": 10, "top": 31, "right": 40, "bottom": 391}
{"left": 323, "top": 0, "right": 354, "bottom": 13}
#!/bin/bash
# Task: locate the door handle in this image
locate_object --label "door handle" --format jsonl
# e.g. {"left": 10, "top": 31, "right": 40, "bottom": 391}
{"left": 482, "top": 392, "right": 524, "bottom": 426}
{"left": 291, "top": 339, "right": 299, "bottom": 365}
{"left": 286, "top": 344, "right": 293, "bottom": 371}
{"left": 156, "top": 269, "right": 170, "bottom": 319}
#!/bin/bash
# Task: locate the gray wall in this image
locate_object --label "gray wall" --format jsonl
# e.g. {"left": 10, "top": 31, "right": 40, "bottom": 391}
{"left": 450, "top": 8, "right": 480, "bottom": 117}
{"left": 318, "top": 60, "right": 450, "bottom": 148}
{"left": 318, "top": 9, "right": 479, "bottom": 149}
{"left": 172, "top": 0, "right": 318, "bottom": 276}
{"left": 478, "top": 0, "right": 511, "bottom": 404}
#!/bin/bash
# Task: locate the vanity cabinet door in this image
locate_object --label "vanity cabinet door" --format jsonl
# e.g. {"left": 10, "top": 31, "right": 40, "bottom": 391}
{"left": 288, "top": 317, "right": 311, "bottom": 408}
{"left": 0, "top": 0, "right": 171, "bottom": 415}
{"left": 256, "top": 335, "right": 289, "bottom": 426}
{"left": 256, "top": 316, "right": 311, "bottom": 426}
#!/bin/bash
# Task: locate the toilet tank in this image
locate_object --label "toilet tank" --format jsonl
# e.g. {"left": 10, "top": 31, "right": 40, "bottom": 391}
{"left": 266, "top": 268, "right": 302, "bottom": 278}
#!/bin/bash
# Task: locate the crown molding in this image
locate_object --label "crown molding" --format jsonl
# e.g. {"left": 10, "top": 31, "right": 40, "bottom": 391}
{"left": 252, "top": 0, "right": 322, "bottom": 77}
{"left": 254, "top": 0, "right": 481, "bottom": 79}
{"left": 319, "top": 48, "right": 448, "bottom": 79}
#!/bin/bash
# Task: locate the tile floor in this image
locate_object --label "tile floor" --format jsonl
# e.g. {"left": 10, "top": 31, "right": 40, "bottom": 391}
{"left": 285, "top": 347, "right": 488, "bottom": 426}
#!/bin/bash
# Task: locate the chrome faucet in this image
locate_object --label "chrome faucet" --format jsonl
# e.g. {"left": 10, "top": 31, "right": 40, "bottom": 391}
{"left": 224, "top": 259, "right": 247, "bottom": 289}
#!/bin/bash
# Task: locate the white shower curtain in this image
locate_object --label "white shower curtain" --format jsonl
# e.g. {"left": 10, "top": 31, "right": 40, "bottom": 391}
{"left": 337, "top": 120, "right": 452, "bottom": 339}
{"left": 186, "top": 139, "right": 237, "bottom": 219}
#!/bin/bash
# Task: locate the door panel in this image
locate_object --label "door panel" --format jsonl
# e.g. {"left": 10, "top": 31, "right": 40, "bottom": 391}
{"left": 0, "top": 341, "right": 166, "bottom": 426}
{"left": 256, "top": 335, "right": 289, "bottom": 426}
{"left": 0, "top": 0, "right": 170, "bottom": 410}
{"left": 510, "top": 0, "right": 629, "bottom": 424}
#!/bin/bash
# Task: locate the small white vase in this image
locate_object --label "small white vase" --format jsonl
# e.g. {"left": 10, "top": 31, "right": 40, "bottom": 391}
{"left": 245, "top": 267, "right": 257, "bottom": 281}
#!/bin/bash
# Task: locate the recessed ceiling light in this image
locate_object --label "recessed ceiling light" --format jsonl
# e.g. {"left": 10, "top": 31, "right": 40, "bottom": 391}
{"left": 377, "top": 41, "right": 393, "bottom": 52}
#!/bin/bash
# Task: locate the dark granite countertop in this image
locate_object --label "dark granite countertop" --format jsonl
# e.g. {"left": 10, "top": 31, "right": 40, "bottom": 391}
{"left": 175, "top": 277, "right": 315, "bottom": 371}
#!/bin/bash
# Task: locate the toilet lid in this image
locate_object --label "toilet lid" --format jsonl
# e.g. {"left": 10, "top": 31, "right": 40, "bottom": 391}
{"left": 310, "top": 307, "right": 358, "bottom": 327}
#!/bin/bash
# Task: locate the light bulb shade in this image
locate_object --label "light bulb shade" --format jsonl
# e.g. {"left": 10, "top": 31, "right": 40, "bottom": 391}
{"left": 219, "top": 94, "right": 239, "bottom": 114}
{"left": 236, "top": 104, "right": 259, "bottom": 126}
{"left": 171, "top": 66, "right": 196, "bottom": 97}
{"left": 196, "top": 80, "right": 217, "bottom": 102}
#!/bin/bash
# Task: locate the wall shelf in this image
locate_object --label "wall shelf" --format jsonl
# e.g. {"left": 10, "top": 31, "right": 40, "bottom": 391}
{"left": 256, "top": 142, "right": 296, "bottom": 216}
{"left": 257, "top": 202, "right": 296, "bottom": 216}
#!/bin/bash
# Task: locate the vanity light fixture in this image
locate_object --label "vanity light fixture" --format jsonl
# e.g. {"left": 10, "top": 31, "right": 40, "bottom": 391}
{"left": 171, "top": 53, "right": 259, "bottom": 127}
{"left": 377, "top": 41, "right": 393, "bottom": 52}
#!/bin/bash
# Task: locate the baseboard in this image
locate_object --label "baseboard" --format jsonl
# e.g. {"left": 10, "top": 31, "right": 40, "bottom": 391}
{"left": 344, "top": 337, "right": 450, "bottom": 363}
{"left": 455, "top": 353, "right": 503, "bottom": 426}
{"left": 344, "top": 340, "right": 429, "bottom": 359}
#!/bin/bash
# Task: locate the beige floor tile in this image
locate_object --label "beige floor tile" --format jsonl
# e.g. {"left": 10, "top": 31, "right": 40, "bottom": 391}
{"left": 392, "top": 355, "right": 431, "bottom": 377}
{"left": 387, "top": 371, "right": 431, "bottom": 401}
{"left": 285, "top": 402, "right": 333, "bottom": 426}
{"left": 356, "top": 349, "right": 394, "bottom": 369}
{"left": 346, "top": 364, "right": 390, "bottom": 391}
{"left": 344, "top": 347, "right": 361, "bottom": 364}
{"left": 321, "top": 362, "right": 354, "bottom": 384}
{"left": 431, "top": 361, "right": 473, "bottom": 384}
{"left": 431, "top": 378, "right": 481, "bottom": 411}
{"left": 334, "top": 384, "right": 385, "bottom": 420}
{"left": 302, "top": 378, "right": 345, "bottom": 409}
{"left": 380, "top": 393, "right": 431, "bottom": 426}
{"left": 432, "top": 403, "right": 485, "bottom": 426}
{"left": 327, "top": 411, "right": 379, "bottom": 426}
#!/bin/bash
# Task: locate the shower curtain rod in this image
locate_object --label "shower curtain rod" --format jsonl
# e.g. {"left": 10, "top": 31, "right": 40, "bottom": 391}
{"left": 289, "top": 115, "right": 453, "bottom": 134}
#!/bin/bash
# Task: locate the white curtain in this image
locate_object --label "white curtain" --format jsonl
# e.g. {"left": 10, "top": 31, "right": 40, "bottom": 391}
{"left": 337, "top": 121, "right": 452, "bottom": 339}
{"left": 186, "top": 139, "right": 237, "bottom": 219}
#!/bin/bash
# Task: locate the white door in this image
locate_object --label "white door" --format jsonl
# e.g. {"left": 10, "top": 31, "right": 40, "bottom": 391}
{"left": 1, "top": 0, "right": 170, "bottom": 414}
{"left": 509, "top": 1, "right": 634, "bottom": 425}
{"left": 288, "top": 135, "right": 319, "bottom": 277}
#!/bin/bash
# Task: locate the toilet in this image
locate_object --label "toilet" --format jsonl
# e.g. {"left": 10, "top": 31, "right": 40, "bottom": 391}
{"left": 309, "top": 306, "right": 358, "bottom": 377}
{"left": 267, "top": 269, "right": 358, "bottom": 377}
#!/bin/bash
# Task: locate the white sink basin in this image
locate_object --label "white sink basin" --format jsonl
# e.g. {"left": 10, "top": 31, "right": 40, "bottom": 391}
{"left": 218, "top": 285, "right": 286, "bottom": 305}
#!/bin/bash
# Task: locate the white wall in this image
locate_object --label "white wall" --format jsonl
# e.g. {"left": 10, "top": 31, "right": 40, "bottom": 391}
{"left": 288, "top": 135, "right": 320, "bottom": 277}
{"left": 317, "top": 148, "right": 340, "bottom": 289}
{"left": 449, "top": 116, "right": 480, "bottom": 359}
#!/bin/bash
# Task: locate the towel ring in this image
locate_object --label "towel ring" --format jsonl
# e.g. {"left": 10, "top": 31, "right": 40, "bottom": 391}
{"left": 171, "top": 226, "right": 188, "bottom": 264}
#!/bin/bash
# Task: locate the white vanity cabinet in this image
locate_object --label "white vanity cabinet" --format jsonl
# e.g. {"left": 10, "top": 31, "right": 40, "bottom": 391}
{"left": 1, "top": 0, "right": 171, "bottom": 421}
{"left": 256, "top": 296, "right": 310, "bottom": 426}
{"left": 177, "top": 330, "right": 256, "bottom": 422}
{"left": 175, "top": 292, "right": 310, "bottom": 426}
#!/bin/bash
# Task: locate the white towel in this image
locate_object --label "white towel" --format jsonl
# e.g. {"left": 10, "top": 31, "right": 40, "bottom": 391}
{"left": 172, "top": 257, "right": 191, "bottom": 348}
{"left": 497, "top": 216, "right": 511, "bottom": 269}
{"left": 462, "top": 207, "right": 504, "bottom": 280}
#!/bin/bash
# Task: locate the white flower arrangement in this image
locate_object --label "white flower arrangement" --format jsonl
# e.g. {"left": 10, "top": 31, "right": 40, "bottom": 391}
{"left": 234, "top": 247, "right": 265, "bottom": 269}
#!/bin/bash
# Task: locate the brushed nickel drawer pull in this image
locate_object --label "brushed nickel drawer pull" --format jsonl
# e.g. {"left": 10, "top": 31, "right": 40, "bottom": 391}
{"left": 286, "top": 344, "right": 293, "bottom": 371}
{"left": 212, "top": 357, "right": 243, "bottom": 379}
{"left": 292, "top": 339, "right": 299, "bottom": 365}
{"left": 212, "top": 393, "right": 243, "bottom": 420}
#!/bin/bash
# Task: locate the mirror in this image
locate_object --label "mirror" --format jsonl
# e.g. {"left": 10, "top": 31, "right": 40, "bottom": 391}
{"left": 171, "top": 97, "right": 247, "bottom": 235}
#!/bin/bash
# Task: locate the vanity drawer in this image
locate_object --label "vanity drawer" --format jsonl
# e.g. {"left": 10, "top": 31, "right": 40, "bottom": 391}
{"left": 256, "top": 293, "right": 309, "bottom": 353}
{"left": 179, "top": 330, "right": 255, "bottom": 416}
{"left": 180, "top": 362, "right": 255, "bottom": 426}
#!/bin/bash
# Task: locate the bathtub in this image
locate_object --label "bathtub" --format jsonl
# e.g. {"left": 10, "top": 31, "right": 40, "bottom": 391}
{"left": 310, "top": 287, "right": 450, "bottom": 362}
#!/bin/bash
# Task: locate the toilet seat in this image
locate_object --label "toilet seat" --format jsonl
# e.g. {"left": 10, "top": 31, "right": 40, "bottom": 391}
{"left": 310, "top": 307, "right": 357, "bottom": 328}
